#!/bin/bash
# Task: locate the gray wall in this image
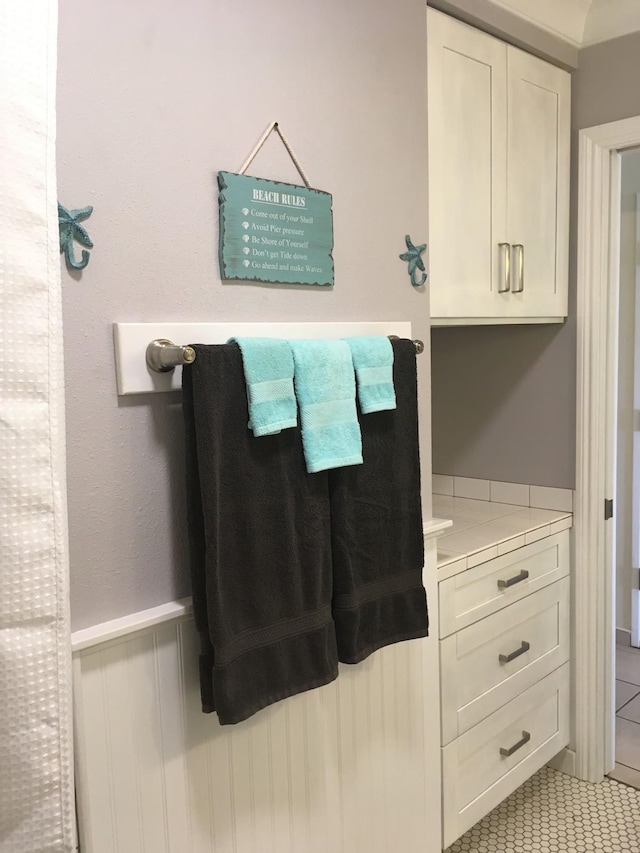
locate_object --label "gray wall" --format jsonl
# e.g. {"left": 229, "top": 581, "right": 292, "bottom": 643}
{"left": 432, "top": 29, "right": 640, "bottom": 489}
{"left": 573, "top": 31, "right": 640, "bottom": 130}
{"left": 59, "top": 4, "right": 640, "bottom": 630}
{"left": 57, "top": 0, "right": 431, "bottom": 630}
{"left": 431, "top": 323, "right": 575, "bottom": 487}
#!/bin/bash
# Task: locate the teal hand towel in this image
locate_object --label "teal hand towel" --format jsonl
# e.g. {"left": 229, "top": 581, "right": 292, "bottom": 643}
{"left": 342, "top": 336, "right": 396, "bottom": 413}
{"left": 288, "top": 339, "right": 363, "bottom": 473}
{"left": 228, "top": 337, "right": 297, "bottom": 436}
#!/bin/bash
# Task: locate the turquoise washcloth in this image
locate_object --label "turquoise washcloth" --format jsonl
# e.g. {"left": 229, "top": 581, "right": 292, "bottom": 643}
{"left": 342, "top": 336, "right": 396, "bottom": 413}
{"left": 288, "top": 339, "right": 363, "bottom": 473}
{"left": 228, "top": 338, "right": 297, "bottom": 436}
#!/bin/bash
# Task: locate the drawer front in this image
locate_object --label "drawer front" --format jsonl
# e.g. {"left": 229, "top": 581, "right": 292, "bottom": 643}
{"left": 442, "top": 663, "right": 569, "bottom": 849}
{"left": 440, "top": 577, "right": 569, "bottom": 744}
{"left": 439, "top": 531, "right": 570, "bottom": 638}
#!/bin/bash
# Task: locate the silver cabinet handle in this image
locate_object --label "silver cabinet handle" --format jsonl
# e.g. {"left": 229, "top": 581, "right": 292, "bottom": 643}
{"left": 497, "top": 569, "right": 529, "bottom": 589}
{"left": 500, "top": 730, "right": 531, "bottom": 757}
{"left": 499, "top": 641, "right": 531, "bottom": 664}
{"left": 511, "top": 244, "right": 524, "bottom": 292}
{"left": 498, "top": 243, "right": 511, "bottom": 293}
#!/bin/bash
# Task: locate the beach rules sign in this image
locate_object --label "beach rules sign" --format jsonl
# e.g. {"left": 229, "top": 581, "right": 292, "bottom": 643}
{"left": 218, "top": 171, "right": 334, "bottom": 286}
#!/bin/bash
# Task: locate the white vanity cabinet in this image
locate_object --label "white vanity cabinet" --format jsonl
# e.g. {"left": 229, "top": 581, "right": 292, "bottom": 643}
{"left": 427, "top": 9, "right": 570, "bottom": 325}
{"left": 438, "top": 531, "right": 570, "bottom": 847}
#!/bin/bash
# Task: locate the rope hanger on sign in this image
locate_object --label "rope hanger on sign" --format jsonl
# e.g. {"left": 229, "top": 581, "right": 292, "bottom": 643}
{"left": 238, "top": 121, "right": 311, "bottom": 188}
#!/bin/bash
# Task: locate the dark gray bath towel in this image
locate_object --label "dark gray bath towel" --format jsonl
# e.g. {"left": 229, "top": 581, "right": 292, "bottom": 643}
{"left": 328, "top": 338, "right": 427, "bottom": 663}
{"left": 183, "top": 343, "right": 339, "bottom": 725}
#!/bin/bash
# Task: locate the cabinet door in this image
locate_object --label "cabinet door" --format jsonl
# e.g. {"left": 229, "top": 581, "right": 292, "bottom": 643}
{"left": 427, "top": 9, "right": 508, "bottom": 319}
{"left": 506, "top": 47, "right": 570, "bottom": 318}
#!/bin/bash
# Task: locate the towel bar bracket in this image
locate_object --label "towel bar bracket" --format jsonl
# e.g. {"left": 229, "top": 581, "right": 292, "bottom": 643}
{"left": 145, "top": 336, "right": 424, "bottom": 373}
{"left": 388, "top": 334, "right": 425, "bottom": 355}
{"left": 146, "top": 339, "right": 196, "bottom": 373}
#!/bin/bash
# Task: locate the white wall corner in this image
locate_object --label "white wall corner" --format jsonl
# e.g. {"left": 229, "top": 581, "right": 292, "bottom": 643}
{"left": 485, "top": 0, "right": 590, "bottom": 46}
{"left": 441, "top": 0, "right": 640, "bottom": 50}
{"left": 582, "top": 0, "right": 640, "bottom": 47}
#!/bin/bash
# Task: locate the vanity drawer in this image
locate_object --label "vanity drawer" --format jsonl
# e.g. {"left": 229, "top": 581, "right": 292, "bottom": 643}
{"left": 442, "top": 663, "right": 569, "bottom": 849}
{"left": 439, "top": 531, "right": 570, "bottom": 638}
{"left": 440, "top": 577, "right": 569, "bottom": 745}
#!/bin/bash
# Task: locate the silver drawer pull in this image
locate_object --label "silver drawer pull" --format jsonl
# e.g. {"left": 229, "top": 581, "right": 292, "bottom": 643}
{"left": 499, "top": 641, "right": 531, "bottom": 664}
{"left": 497, "top": 569, "right": 529, "bottom": 589}
{"left": 511, "top": 243, "right": 524, "bottom": 293}
{"left": 500, "top": 730, "right": 531, "bottom": 757}
{"left": 498, "top": 243, "right": 511, "bottom": 293}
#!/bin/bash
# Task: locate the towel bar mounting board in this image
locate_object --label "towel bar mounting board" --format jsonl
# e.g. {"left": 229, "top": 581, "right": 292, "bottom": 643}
{"left": 113, "top": 322, "right": 417, "bottom": 395}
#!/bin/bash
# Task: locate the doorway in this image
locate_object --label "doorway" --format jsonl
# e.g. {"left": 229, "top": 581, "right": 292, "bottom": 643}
{"left": 576, "top": 116, "right": 640, "bottom": 787}
{"left": 609, "top": 147, "right": 640, "bottom": 787}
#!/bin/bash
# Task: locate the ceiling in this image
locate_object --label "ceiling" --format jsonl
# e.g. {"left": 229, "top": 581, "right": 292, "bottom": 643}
{"left": 489, "top": 0, "right": 640, "bottom": 47}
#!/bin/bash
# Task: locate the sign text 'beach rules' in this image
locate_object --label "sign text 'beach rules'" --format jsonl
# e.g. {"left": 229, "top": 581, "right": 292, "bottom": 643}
{"left": 218, "top": 171, "right": 334, "bottom": 287}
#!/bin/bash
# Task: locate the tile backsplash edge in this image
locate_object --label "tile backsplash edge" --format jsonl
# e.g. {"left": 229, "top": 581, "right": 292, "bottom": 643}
{"left": 432, "top": 474, "right": 574, "bottom": 513}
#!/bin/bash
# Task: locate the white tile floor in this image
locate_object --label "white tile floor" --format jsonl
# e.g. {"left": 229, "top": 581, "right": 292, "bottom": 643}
{"left": 445, "top": 765, "right": 640, "bottom": 852}
{"left": 612, "top": 643, "right": 640, "bottom": 788}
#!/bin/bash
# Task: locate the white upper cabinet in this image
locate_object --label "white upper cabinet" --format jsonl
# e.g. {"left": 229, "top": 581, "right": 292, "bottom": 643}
{"left": 427, "top": 10, "right": 508, "bottom": 320}
{"left": 427, "top": 9, "right": 570, "bottom": 324}
{"left": 506, "top": 48, "right": 570, "bottom": 319}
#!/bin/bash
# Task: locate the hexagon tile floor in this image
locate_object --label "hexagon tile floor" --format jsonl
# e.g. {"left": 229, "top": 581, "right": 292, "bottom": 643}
{"left": 445, "top": 766, "right": 640, "bottom": 852}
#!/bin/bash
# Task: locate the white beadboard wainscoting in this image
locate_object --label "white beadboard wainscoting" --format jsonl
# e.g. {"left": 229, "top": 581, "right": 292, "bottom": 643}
{"left": 72, "top": 536, "right": 445, "bottom": 853}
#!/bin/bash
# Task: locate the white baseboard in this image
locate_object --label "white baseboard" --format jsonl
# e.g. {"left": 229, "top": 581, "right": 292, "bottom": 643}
{"left": 616, "top": 628, "right": 631, "bottom": 647}
{"left": 548, "top": 747, "right": 577, "bottom": 778}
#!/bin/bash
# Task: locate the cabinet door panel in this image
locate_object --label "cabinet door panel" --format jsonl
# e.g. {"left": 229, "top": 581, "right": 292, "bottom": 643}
{"left": 427, "top": 10, "right": 508, "bottom": 318}
{"left": 438, "top": 531, "right": 570, "bottom": 638}
{"left": 507, "top": 47, "right": 570, "bottom": 318}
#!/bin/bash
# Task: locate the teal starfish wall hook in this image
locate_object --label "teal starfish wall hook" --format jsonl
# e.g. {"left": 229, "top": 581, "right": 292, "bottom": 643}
{"left": 399, "top": 235, "right": 427, "bottom": 288}
{"left": 58, "top": 203, "right": 94, "bottom": 270}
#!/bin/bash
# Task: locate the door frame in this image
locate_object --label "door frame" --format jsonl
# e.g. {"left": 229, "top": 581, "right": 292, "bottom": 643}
{"left": 631, "top": 195, "right": 640, "bottom": 651}
{"left": 576, "top": 115, "right": 640, "bottom": 782}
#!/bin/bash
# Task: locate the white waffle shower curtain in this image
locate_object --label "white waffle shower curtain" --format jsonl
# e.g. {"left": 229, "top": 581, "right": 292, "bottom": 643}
{"left": 0, "top": 1, "right": 75, "bottom": 850}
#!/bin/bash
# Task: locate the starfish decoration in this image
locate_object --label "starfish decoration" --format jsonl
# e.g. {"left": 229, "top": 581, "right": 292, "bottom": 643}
{"left": 58, "top": 203, "right": 94, "bottom": 270}
{"left": 399, "top": 234, "right": 427, "bottom": 288}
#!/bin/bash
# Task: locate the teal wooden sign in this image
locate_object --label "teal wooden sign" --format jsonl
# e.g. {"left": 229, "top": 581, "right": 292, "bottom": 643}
{"left": 218, "top": 171, "right": 334, "bottom": 286}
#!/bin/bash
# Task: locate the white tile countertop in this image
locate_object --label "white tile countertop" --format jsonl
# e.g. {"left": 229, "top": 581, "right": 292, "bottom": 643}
{"left": 433, "top": 494, "right": 572, "bottom": 580}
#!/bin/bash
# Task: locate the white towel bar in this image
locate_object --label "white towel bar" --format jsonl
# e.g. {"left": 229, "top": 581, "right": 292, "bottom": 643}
{"left": 145, "top": 335, "right": 424, "bottom": 374}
